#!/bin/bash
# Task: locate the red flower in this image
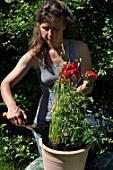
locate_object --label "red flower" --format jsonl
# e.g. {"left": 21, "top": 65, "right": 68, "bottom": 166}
{"left": 63, "top": 70, "right": 70, "bottom": 77}
{"left": 60, "top": 78, "right": 65, "bottom": 83}
{"left": 59, "top": 62, "right": 79, "bottom": 84}
{"left": 84, "top": 70, "right": 98, "bottom": 80}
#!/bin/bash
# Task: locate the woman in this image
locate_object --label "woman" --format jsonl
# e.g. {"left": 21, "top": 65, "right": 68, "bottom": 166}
{"left": 1, "top": 0, "right": 93, "bottom": 154}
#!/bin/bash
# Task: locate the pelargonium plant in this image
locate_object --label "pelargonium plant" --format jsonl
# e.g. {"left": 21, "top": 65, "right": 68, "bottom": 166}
{"left": 49, "top": 61, "right": 100, "bottom": 151}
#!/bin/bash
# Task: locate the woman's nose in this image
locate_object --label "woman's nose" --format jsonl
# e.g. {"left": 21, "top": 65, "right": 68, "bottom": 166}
{"left": 48, "top": 29, "right": 52, "bottom": 38}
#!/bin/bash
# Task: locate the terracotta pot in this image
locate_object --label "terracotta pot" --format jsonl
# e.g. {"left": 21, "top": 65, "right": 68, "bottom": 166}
{"left": 39, "top": 138, "right": 91, "bottom": 170}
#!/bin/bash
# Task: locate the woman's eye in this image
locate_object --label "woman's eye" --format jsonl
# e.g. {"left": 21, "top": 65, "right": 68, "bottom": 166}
{"left": 42, "top": 27, "right": 49, "bottom": 31}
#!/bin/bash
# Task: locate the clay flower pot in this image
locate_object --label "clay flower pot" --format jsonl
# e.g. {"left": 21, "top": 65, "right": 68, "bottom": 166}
{"left": 39, "top": 138, "right": 91, "bottom": 170}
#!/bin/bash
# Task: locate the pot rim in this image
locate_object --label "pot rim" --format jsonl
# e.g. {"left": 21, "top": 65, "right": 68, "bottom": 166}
{"left": 39, "top": 138, "right": 91, "bottom": 155}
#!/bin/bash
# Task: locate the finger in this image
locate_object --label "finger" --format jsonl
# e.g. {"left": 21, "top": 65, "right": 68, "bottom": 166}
{"left": 22, "top": 111, "right": 28, "bottom": 121}
{"left": 13, "top": 113, "right": 24, "bottom": 125}
{"left": 9, "top": 118, "right": 15, "bottom": 125}
{"left": 15, "top": 110, "right": 26, "bottom": 122}
{"left": 17, "top": 117, "right": 25, "bottom": 125}
{"left": 13, "top": 118, "right": 18, "bottom": 125}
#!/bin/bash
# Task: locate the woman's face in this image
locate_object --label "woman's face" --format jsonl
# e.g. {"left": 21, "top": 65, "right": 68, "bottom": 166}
{"left": 39, "top": 18, "right": 65, "bottom": 49}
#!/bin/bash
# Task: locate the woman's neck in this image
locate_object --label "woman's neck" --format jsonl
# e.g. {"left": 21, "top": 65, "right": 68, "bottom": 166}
{"left": 48, "top": 40, "right": 68, "bottom": 66}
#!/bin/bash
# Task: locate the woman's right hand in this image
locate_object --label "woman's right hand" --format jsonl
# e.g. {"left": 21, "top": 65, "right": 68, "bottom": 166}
{"left": 1, "top": 51, "right": 36, "bottom": 127}
{"left": 7, "top": 107, "right": 28, "bottom": 126}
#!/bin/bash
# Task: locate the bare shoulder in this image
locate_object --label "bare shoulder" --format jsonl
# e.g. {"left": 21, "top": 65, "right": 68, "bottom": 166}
{"left": 72, "top": 40, "right": 89, "bottom": 51}
{"left": 65, "top": 39, "right": 90, "bottom": 56}
{"left": 70, "top": 39, "right": 92, "bottom": 72}
{"left": 19, "top": 50, "right": 38, "bottom": 69}
{"left": 72, "top": 40, "right": 91, "bottom": 58}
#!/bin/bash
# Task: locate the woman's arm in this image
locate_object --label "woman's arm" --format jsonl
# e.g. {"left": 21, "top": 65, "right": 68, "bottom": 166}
{"left": 75, "top": 41, "right": 93, "bottom": 95}
{"left": 1, "top": 51, "right": 38, "bottom": 125}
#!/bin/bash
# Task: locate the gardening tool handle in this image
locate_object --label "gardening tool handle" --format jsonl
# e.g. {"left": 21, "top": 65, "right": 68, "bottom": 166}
{"left": 2, "top": 112, "right": 47, "bottom": 134}
{"left": 2, "top": 112, "right": 7, "bottom": 118}
{"left": 3, "top": 111, "right": 34, "bottom": 130}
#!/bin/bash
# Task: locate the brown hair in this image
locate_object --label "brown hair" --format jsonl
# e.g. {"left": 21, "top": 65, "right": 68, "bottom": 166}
{"left": 28, "top": 0, "right": 71, "bottom": 67}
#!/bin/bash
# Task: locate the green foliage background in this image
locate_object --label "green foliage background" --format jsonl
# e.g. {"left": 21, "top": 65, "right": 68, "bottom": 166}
{"left": 0, "top": 0, "right": 113, "bottom": 169}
